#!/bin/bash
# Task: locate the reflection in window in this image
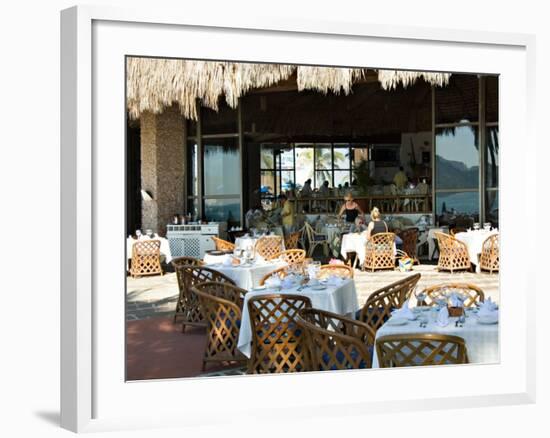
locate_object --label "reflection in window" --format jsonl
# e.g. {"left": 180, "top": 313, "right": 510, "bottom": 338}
{"left": 333, "top": 146, "right": 351, "bottom": 169}
{"left": 315, "top": 145, "right": 332, "bottom": 170}
{"left": 261, "top": 171, "right": 275, "bottom": 197}
{"left": 485, "top": 190, "right": 499, "bottom": 227}
{"left": 435, "top": 126, "right": 479, "bottom": 190}
{"left": 278, "top": 147, "right": 294, "bottom": 169}
{"left": 436, "top": 191, "right": 479, "bottom": 216}
{"left": 204, "top": 198, "right": 241, "bottom": 226}
{"left": 203, "top": 138, "right": 240, "bottom": 196}
{"left": 486, "top": 126, "right": 499, "bottom": 188}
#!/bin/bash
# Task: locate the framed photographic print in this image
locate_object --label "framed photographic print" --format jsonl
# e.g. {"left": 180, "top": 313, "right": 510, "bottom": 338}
{"left": 61, "top": 5, "right": 536, "bottom": 433}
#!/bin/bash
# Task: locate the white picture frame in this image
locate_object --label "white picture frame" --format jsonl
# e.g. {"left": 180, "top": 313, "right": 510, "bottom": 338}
{"left": 60, "top": 5, "right": 536, "bottom": 433}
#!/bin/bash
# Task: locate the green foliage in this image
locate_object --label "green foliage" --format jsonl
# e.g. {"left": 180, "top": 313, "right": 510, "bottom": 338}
{"left": 352, "top": 159, "right": 374, "bottom": 193}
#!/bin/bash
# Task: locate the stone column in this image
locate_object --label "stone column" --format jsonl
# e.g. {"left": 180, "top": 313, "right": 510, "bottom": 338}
{"left": 140, "top": 105, "right": 185, "bottom": 236}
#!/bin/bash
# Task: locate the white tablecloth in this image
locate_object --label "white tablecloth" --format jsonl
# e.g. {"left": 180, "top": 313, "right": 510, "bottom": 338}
{"left": 203, "top": 253, "right": 231, "bottom": 265}
{"left": 126, "top": 235, "right": 172, "bottom": 263}
{"left": 237, "top": 279, "right": 360, "bottom": 358}
{"left": 372, "top": 310, "right": 499, "bottom": 367}
{"left": 427, "top": 226, "right": 449, "bottom": 260}
{"left": 235, "top": 235, "right": 286, "bottom": 252}
{"left": 204, "top": 259, "right": 286, "bottom": 290}
{"left": 340, "top": 233, "right": 367, "bottom": 265}
{"left": 455, "top": 230, "right": 499, "bottom": 272}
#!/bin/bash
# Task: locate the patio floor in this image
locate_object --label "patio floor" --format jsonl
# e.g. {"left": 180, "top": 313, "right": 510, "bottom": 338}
{"left": 126, "top": 264, "right": 499, "bottom": 381}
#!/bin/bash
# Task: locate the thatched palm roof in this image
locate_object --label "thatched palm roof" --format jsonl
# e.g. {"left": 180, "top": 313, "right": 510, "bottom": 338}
{"left": 126, "top": 58, "right": 451, "bottom": 121}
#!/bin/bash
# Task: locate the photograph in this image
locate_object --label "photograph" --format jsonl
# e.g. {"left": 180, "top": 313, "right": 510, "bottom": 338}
{"left": 124, "top": 58, "right": 500, "bottom": 379}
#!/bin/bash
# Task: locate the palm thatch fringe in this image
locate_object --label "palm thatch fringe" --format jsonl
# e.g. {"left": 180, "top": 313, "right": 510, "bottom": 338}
{"left": 377, "top": 70, "right": 451, "bottom": 91}
{"left": 127, "top": 58, "right": 451, "bottom": 120}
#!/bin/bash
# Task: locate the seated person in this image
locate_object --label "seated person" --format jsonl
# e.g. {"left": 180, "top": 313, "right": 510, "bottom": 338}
{"left": 300, "top": 178, "right": 313, "bottom": 197}
{"left": 318, "top": 180, "right": 330, "bottom": 196}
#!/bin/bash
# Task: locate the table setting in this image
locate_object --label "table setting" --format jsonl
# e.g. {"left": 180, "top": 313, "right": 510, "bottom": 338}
{"left": 237, "top": 262, "right": 360, "bottom": 357}
{"left": 372, "top": 294, "right": 499, "bottom": 367}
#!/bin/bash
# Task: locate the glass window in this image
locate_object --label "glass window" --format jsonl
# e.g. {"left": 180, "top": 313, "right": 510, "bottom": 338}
{"left": 203, "top": 138, "right": 240, "bottom": 196}
{"left": 351, "top": 146, "right": 369, "bottom": 165}
{"left": 204, "top": 198, "right": 241, "bottom": 226}
{"left": 435, "top": 74, "right": 479, "bottom": 124}
{"left": 279, "top": 170, "right": 295, "bottom": 193}
{"left": 260, "top": 145, "right": 275, "bottom": 169}
{"left": 435, "top": 126, "right": 479, "bottom": 190}
{"left": 186, "top": 198, "right": 199, "bottom": 221}
{"left": 186, "top": 141, "right": 199, "bottom": 197}
{"left": 315, "top": 145, "right": 332, "bottom": 170}
{"left": 333, "top": 145, "right": 351, "bottom": 169}
{"left": 436, "top": 191, "right": 479, "bottom": 216}
{"left": 486, "top": 126, "right": 499, "bottom": 188}
{"left": 334, "top": 170, "right": 351, "bottom": 188}
{"left": 260, "top": 171, "right": 275, "bottom": 198}
{"left": 315, "top": 171, "right": 332, "bottom": 189}
{"left": 486, "top": 76, "right": 499, "bottom": 123}
{"left": 295, "top": 147, "right": 314, "bottom": 188}
{"left": 278, "top": 147, "right": 294, "bottom": 169}
{"left": 485, "top": 190, "right": 499, "bottom": 227}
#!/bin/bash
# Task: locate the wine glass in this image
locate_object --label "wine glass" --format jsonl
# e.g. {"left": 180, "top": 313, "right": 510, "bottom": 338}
{"left": 135, "top": 229, "right": 142, "bottom": 239}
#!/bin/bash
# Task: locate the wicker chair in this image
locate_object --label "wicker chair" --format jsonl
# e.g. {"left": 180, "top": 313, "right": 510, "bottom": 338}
{"left": 376, "top": 333, "right": 469, "bottom": 367}
{"left": 303, "top": 222, "right": 329, "bottom": 257}
{"left": 318, "top": 264, "right": 354, "bottom": 279}
{"left": 416, "top": 283, "right": 484, "bottom": 308}
{"left": 434, "top": 232, "right": 471, "bottom": 273}
{"left": 192, "top": 281, "right": 248, "bottom": 371}
{"left": 247, "top": 294, "right": 312, "bottom": 374}
{"left": 358, "top": 273, "right": 421, "bottom": 333}
{"left": 284, "top": 231, "right": 301, "bottom": 249}
{"left": 480, "top": 234, "right": 499, "bottom": 273}
{"left": 254, "top": 236, "right": 284, "bottom": 260}
{"left": 297, "top": 308, "right": 375, "bottom": 371}
{"left": 211, "top": 236, "right": 235, "bottom": 252}
{"left": 398, "top": 227, "right": 419, "bottom": 263}
{"left": 130, "top": 239, "right": 163, "bottom": 278}
{"left": 258, "top": 266, "right": 291, "bottom": 286}
{"left": 172, "top": 263, "right": 236, "bottom": 331}
{"left": 363, "top": 232, "right": 396, "bottom": 272}
{"left": 276, "top": 249, "right": 306, "bottom": 267}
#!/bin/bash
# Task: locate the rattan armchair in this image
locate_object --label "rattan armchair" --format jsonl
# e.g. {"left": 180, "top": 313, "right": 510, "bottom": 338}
{"left": 172, "top": 263, "right": 236, "bottom": 331}
{"left": 191, "top": 281, "right": 248, "bottom": 371}
{"left": 276, "top": 249, "right": 306, "bottom": 267}
{"left": 258, "top": 266, "right": 290, "bottom": 286}
{"left": 480, "top": 234, "right": 499, "bottom": 273}
{"left": 303, "top": 222, "right": 329, "bottom": 257}
{"left": 318, "top": 264, "right": 354, "bottom": 279}
{"left": 254, "top": 236, "right": 284, "bottom": 260}
{"left": 398, "top": 227, "right": 419, "bottom": 263}
{"left": 376, "top": 333, "right": 469, "bottom": 367}
{"left": 130, "top": 239, "right": 163, "bottom": 278}
{"left": 297, "top": 308, "right": 375, "bottom": 371}
{"left": 363, "top": 232, "right": 396, "bottom": 272}
{"left": 247, "top": 294, "right": 312, "bottom": 373}
{"left": 211, "top": 236, "right": 235, "bottom": 252}
{"left": 434, "top": 232, "right": 471, "bottom": 272}
{"left": 284, "top": 231, "right": 301, "bottom": 249}
{"left": 416, "top": 283, "right": 484, "bottom": 308}
{"left": 358, "top": 273, "right": 421, "bottom": 333}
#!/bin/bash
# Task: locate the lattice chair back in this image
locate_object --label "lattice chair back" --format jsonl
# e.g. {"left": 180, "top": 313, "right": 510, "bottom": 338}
{"left": 297, "top": 308, "right": 374, "bottom": 371}
{"left": 254, "top": 236, "right": 283, "bottom": 260}
{"left": 434, "top": 232, "right": 471, "bottom": 273}
{"left": 130, "top": 239, "right": 163, "bottom": 278}
{"left": 363, "top": 232, "right": 396, "bottom": 271}
{"left": 318, "top": 264, "right": 354, "bottom": 279}
{"left": 173, "top": 264, "right": 236, "bottom": 330}
{"left": 284, "top": 231, "right": 301, "bottom": 249}
{"left": 192, "top": 281, "right": 247, "bottom": 369}
{"left": 259, "top": 266, "right": 290, "bottom": 286}
{"left": 212, "top": 236, "right": 235, "bottom": 252}
{"left": 480, "top": 234, "right": 499, "bottom": 273}
{"left": 417, "top": 283, "right": 484, "bottom": 308}
{"left": 376, "top": 333, "right": 469, "bottom": 367}
{"left": 398, "top": 227, "right": 419, "bottom": 261}
{"left": 247, "top": 294, "right": 312, "bottom": 373}
{"left": 277, "top": 249, "right": 306, "bottom": 267}
{"left": 358, "top": 273, "right": 421, "bottom": 333}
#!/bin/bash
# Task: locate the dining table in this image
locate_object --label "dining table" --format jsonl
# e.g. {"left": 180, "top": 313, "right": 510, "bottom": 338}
{"left": 203, "top": 258, "right": 287, "bottom": 290}
{"left": 454, "top": 229, "right": 499, "bottom": 273}
{"left": 372, "top": 307, "right": 499, "bottom": 367}
{"left": 237, "top": 278, "right": 360, "bottom": 358}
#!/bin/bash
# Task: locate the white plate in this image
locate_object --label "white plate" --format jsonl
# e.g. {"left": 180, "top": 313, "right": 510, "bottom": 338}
{"left": 386, "top": 317, "right": 408, "bottom": 326}
{"left": 477, "top": 314, "right": 499, "bottom": 325}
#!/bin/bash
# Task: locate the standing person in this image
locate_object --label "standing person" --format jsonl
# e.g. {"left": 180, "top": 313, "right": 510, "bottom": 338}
{"left": 300, "top": 178, "right": 313, "bottom": 197}
{"left": 280, "top": 193, "right": 295, "bottom": 233}
{"left": 338, "top": 193, "right": 364, "bottom": 224}
{"left": 393, "top": 166, "right": 408, "bottom": 189}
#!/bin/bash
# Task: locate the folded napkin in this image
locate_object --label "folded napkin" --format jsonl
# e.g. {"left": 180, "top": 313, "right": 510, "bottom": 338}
{"left": 478, "top": 297, "right": 498, "bottom": 316}
{"left": 391, "top": 299, "right": 416, "bottom": 320}
{"left": 265, "top": 276, "right": 282, "bottom": 289}
{"left": 325, "top": 276, "right": 344, "bottom": 287}
{"left": 436, "top": 306, "right": 450, "bottom": 327}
